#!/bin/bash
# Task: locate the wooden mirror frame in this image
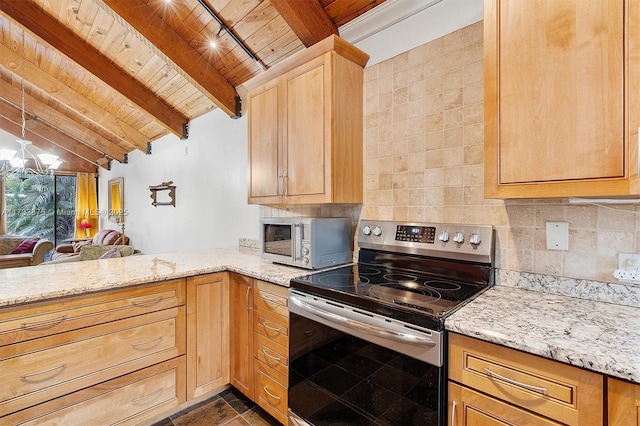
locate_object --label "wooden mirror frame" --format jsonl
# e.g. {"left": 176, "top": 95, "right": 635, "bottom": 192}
{"left": 108, "top": 177, "right": 124, "bottom": 223}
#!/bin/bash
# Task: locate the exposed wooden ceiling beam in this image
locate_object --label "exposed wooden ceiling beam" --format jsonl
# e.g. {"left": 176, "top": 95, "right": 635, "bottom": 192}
{"left": 103, "top": 0, "right": 241, "bottom": 118}
{"left": 0, "top": 37, "right": 148, "bottom": 153}
{"left": 270, "top": 0, "right": 338, "bottom": 47}
{"left": 0, "top": 0, "right": 190, "bottom": 140}
{"left": 0, "top": 77, "right": 128, "bottom": 163}
{"left": 0, "top": 113, "right": 97, "bottom": 174}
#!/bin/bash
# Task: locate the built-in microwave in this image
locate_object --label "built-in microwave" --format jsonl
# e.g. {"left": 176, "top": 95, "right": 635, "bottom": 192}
{"left": 260, "top": 217, "right": 353, "bottom": 269}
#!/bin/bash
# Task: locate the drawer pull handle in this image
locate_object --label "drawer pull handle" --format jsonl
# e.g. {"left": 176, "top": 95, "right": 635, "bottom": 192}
{"left": 261, "top": 322, "right": 282, "bottom": 335}
{"left": 304, "top": 329, "right": 316, "bottom": 337}
{"left": 451, "top": 400, "right": 457, "bottom": 426}
{"left": 131, "top": 296, "right": 163, "bottom": 307}
{"left": 21, "top": 315, "right": 67, "bottom": 329}
{"left": 261, "top": 349, "right": 281, "bottom": 362}
{"left": 132, "top": 336, "right": 164, "bottom": 349}
{"left": 246, "top": 286, "right": 252, "bottom": 312}
{"left": 261, "top": 294, "right": 285, "bottom": 306}
{"left": 21, "top": 363, "right": 67, "bottom": 382}
{"left": 132, "top": 388, "right": 164, "bottom": 405}
{"left": 484, "top": 368, "right": 547, "bottom": 393}
{"left": 263, "top": 386, "right": 281, "bottom": 401}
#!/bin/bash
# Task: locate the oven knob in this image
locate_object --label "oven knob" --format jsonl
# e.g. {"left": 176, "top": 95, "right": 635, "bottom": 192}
{"left": 373, "top": 226, "right": 383, "bottom": 236}
{"left": 362, "top": 225, "right": 372, "bottom": 236}
{"left": 438, "top": 230, "right": 450, "bottom": 242}
{"left": 453, "top": 231, "right": 465, "bottom": 244}
{"left": 302, "top": 247, "right": 310, "bottom": 255}
{"left": 469, "top": 233, "right": 482, "bottom": 246}
{"left": 303, "top": 257, "right": 309, "bottom": 265}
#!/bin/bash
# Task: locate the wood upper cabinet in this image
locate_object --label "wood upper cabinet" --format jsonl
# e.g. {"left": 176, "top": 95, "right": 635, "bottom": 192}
{"left": 229, "top": 272, "right": 254, "bottom": 400}
{"left": 245, "top": 35, "right": 369, "bottom": 204}
{"left": 484, "top": 0, "right": 640, "bottom": 198}
{"left": 609, "top": 377, "right": 640, "bottom": 426}
{"left": 186, "top": 273, "right": 229, "bottom": 399}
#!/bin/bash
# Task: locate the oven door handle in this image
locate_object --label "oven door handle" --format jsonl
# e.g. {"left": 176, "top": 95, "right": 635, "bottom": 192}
{"left": 290, "top": 295, "right": 436, "bottom": 347}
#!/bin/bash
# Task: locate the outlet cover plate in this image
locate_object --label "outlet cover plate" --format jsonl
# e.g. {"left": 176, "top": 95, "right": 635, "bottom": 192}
{"left": 546, "top": 222, "right": 569, "bottom": 250}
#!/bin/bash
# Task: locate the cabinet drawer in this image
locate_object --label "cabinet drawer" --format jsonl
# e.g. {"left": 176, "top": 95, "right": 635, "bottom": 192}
{"left": 254, "top": 308, "right": 289, "bottom": 347}
{"left": 254, "top": 333, "right": 288, "bottom": 378}
{"left": 5, "top": 357, "right": 186, "bottom": 425}
{"left": 254, "top": 281, "right": 288, "bottom": 318}
{"left": 0, "top": 279, "right": 185, "bottom": 346}
{"left": 255, "top": 360, "right": 288, "bottom": 424}
{"left": 0, "top": 307, "right": 185, "bottom": 415}
{"left": 449, "top": 333, "right": 603, "bottom": 425}
{"left": 449, "top": 382, "right": 562, "bottom": 425}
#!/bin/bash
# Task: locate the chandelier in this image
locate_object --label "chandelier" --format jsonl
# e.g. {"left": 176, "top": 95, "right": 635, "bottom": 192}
{"left": 0, "top": 30, "right": 61, "bottom": 180}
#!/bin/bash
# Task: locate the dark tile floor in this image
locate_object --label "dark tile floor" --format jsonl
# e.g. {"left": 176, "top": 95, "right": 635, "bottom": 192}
{"left": 152, "top": 388, "right": 282, "bottom": 426}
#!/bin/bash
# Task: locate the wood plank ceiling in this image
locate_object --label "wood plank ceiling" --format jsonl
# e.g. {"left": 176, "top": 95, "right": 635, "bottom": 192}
{"left": 0, "top": 0, "right": 384, "bottom": 173}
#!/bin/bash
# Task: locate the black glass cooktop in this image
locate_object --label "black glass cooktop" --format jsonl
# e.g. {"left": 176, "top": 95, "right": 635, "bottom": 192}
{"left": 291, "top": 261, "right": 490, "bottom": 331}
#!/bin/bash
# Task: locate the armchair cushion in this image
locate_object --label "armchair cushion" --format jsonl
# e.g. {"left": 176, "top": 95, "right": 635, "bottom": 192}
{"left": 79, "top": 244, "right": 134, "bottom": 261}
{"left": 11, "top": 238, "right": 39, "bottom": 254}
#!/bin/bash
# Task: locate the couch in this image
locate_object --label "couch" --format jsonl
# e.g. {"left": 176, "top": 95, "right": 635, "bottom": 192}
{"left": 50, "top": 229, "right": 129, "bottom": 261}
{"left": 46, "top": 244, "right": 136, "bottom": 264}
{"left": 0, "top": 236, "right": 54, "bottom": 269}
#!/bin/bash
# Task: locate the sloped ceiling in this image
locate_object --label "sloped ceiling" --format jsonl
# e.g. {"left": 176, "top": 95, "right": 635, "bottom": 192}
{"left": 0, "top": 0, "right": 385, "bottom": 173}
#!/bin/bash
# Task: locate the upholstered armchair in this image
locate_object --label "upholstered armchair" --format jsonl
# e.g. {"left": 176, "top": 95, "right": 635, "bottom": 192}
{"left": 0, "top": 236, "right": 54, "bottom": 269}
{"left": 50, "top": 229, "right": 129, "bottom": 261}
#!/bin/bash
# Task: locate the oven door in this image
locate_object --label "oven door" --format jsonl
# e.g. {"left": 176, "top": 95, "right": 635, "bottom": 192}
{"left": 288, "top": 290, "right": 446, "bottom": 426}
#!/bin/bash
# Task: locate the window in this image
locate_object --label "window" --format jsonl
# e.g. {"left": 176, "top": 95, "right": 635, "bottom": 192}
{"left": 5, "top": 174, "right": 77, "bottom": 246}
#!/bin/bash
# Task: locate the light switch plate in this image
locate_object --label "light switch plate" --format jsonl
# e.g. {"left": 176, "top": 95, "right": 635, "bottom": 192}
{"left": 546, "top": 222, "right": 569, "bottom": 250}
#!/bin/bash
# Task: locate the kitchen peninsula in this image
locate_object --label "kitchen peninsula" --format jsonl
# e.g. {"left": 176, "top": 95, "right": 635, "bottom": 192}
{"left": 0, "top": 247, "right": 638, "bottom": 424}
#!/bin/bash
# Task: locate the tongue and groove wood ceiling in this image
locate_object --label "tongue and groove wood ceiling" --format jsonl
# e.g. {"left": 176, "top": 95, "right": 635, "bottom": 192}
{"left": 0, "top": 0, "right": 384, "bottom": 173}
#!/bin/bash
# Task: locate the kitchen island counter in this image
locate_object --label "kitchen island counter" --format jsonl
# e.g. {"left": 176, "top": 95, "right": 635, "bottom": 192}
{"left": 446, "top": 284, "right": 640, "bottom": 384}
{"left": 0, "top": 246, "right": 307, "bottom": 308}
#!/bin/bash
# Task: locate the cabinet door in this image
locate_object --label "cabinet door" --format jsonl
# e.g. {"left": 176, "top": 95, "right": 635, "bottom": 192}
{"left": 229, "top": 273, "right": 254, "bottom": 399}
{"left": 283, "top": 56, "right": 331, "bottom": 203}
{"left": 609, "top": 378, "right": 640, "bottom": 426}
{"left": 247, "top": 82, "right": 281, "bottom": 204}
{"left": 449, "top": 382, "right": 562, "bottom": 426}
{"left": 186, "top": 273, "right": 229, "bottom": 399}
{"left": 485, "top": 0, "right": 626, "bottom": 197}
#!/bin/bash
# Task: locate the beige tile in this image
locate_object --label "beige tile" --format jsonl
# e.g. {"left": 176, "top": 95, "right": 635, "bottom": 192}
{"left": 463, "top": 164, "right": 483, "bottom": 186}
{"left": 408, "top": 153, "right": 426, "bottom": 172}
{"left": 364, "top": 174, "right": 379, "bottom": 191}
{"left": 535, "top": 204, "right": 566, "bottom": 226}
{"left": 565, "top": 204, "right": 598, "bottom": 229}
{"left": 393, "top": 206, "right": 409, "bottom": 221}
{"left": 462, "top": 102, "right": 483, "bottom": 125}
{"left": 463, "top": 61, "right": 483, "bottom": 85}
{"left": 379, "top": 92, "right": 393, "bottom": 110}
{"left": 379, "top": 189, "right": 393, "bottom": 206}
{"left": 408, "top": 188, "right": 426, "bottom": 205}
{"left": 597, "top": 231, "right": 634, "bottom": 257}
{"left": 443, "top": 51, "right": 463, "bottom": 72}
{"left": 393, "top": 86, "right": 409, "bottom": 106}
{"left": 443, "top": 166, "right": 463, "bottom": 186}
{"left": 463, "top": 43, "right": 483, "bottom": 65}
{"left": 463, "top": 122, "right": 484, "bottom": 146}
{"left": 424, "top": 186, "right": 445, "bottom": 205}
{"left": 393, "top": 51, "right": 409, "bottom": 71}
{"left": 379, "top": 124, "right": 393, "bottom": 142}
{"left": 425, "top": 58, "right": 445, "bottom": 78}
{"left": 424, "top": 37, "right": 444, "bottom": 59}
{"left": 379, "top": 173, "right": 392, "bottom": 190}
{"left": 443, "top": 108, "right": 462, "bottom": 129}
{"left": 508, "top": 227, "right": 535, "bottom": 250}
{"left": 444, "top": 186, "right": 463, "bottom": 205}
{"left": 463, "top": 82, "right": 483, "bottom": 105}
{"left": 364, "top": 112, "right": 379, "bottom": 129}
{"left": 393, "top": 188, "right": 409, "bottom": 205}
{"left": 444, "top": 127, "right": 464, "bottom": 148}
{"left": 408, "top": 64, "right": 426, "bottom": 85}
{"left": 407, "top": 170, "right": 425, "bottom": 187}
{"left": 407, "top": 134, "right": 426, "bottom": 153}
{"left": 393, "top": 154, "right": 409, "bottom": 173}
{"left": 425, "top": 113, "right": 443, "bottom": 132}
{"left": 392, "top": 171, "right": 408, "bottom": 188}
{"left": 534, "top": 250, "right": 564, "bottom": 276}
{"left": 484, "top": 205, "right": 509, "bottom": 226}
{"left": 463, "top": 205, "right": 485, "bottom": 223}
{"left": 464, "top": 145, "right": 483, "bottom": 165}
{"left": 426, "top": 131, "right": 444, "bottom": 151}
{"left": 442, "top": 205, "right": 463, "bottom": 222}
{"left": 567, "top": 229, "right": 598, "bottom": 255}
{"left": 365, "top": 190, "right": 379, "bottom": 206}
{"left": 425, "top": 205, "right": 445, "bottom": 221}
{"left": 379, "top": 60, "right": 394, "bottom": 78}
{"left": 408, "top": 44, "right": 427, "bottom": 66}
{"left": 443, "top": 69, "right": 463, "bottom": 92}
{"left": 506, "top": 249, "right": 534, "bottom": 272}
{"left": 425, "top": 93, "right": 444, "bottom": 114}
{"left": 408, "top": 80, "right": 426, "bottom": 101}
{"left": 443, "top": 28, "right": 463, "bottom": 53}
{"left": 598, "top": 206, "right": 635, "bottom": 232}
{"left": 443, "top": 89, "right": 463, "bottom": 110}
{"left": 463, "top": 185, "right": 484, "bottom": 205}
{"left": 463, "top": 21, "right": 483, "bottom": 46}
{"left": 444, "top": 146, "right": 464, "bottom": 167}
{"left": 424, "top": 168, "right": 445, "bottom": 188}
{"left": 425, "top": 76, "right": 443, "bottom": 96}
{"left": 407, "top": 205, "right": 427, "bottom": 221}
{"left": 596, "top": 256, "right": 618, "bottom": 282}
{"left": 392, "top": 137, "right": 408, "bottom": 155}
{"left": 506, "top": 204, "right": 536, "bottom": 227}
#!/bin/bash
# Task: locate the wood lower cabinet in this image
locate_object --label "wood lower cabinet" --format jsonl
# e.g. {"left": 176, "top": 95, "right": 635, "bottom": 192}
{"left": 229, "top": 272, "right": 254, "bottom": 399}
{"left": 449, "top": 333, "right": 604, "bottom": 425}
{"left": 3, "top": 357, "right": 186, "bottom": 425}
{"left": 186, "top": 273, "right": 230, "bottom": 399}
{"left": 484, "top": 0, "right": 640, "bottom": 198}
{"left": 253, "top": 280, "right": 289, "bottom": 424}
{"left": 609, "top": 377, "right": 640, "bottom": 426}
{"left": 0, "top": 279, "right": 186, "bottom": 421}
{"left": 245, "top": 35, "right": 368, "bottom": 204}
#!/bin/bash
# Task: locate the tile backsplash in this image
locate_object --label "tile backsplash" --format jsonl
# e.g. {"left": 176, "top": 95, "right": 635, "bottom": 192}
{"left": 262, "top": 21, "right": 640, "bottom": 286}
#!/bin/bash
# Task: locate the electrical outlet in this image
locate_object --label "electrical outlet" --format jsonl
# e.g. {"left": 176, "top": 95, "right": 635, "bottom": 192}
{"left": 615, "top": 253, "right": 640, "bottom": 284}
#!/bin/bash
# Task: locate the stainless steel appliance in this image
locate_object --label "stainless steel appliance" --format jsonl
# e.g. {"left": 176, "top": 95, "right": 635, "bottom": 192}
{"left": 260, "top": 217, "right": 353, "bottom": 269}
{"left": 288, "top": 220, "right": 495, "bottom": 426}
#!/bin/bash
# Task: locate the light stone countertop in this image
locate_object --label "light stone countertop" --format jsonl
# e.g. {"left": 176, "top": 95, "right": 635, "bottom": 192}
{"left": 0, "top": 246, "right": 309, "bottom": 308}
{"left": 446, "top": 285, "right": 640, "bottom": 384}
{"left": 2, "top": 248, "right": 639, "bottom": 385}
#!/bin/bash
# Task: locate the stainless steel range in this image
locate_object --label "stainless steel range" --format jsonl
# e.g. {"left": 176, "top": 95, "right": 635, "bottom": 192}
{"left": 287, "top": 220, "right": 495, "bottom": 426}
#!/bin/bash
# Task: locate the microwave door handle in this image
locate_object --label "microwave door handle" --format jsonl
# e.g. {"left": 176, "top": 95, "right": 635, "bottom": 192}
{"left": 290, "top": 295, "right": 436, "bottom": 347}
{"left": 293, "top": 224, "right": 302, "bottom": 261}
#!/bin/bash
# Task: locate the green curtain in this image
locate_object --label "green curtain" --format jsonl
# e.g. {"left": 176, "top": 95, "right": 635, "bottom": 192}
{"left": 74, "top": 173, "right": 98, "bottom": 238}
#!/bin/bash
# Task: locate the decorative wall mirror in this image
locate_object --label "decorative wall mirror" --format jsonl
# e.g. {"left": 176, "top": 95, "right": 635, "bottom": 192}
{"left": 108, "top": 177, "right": 124, "bottom": 223}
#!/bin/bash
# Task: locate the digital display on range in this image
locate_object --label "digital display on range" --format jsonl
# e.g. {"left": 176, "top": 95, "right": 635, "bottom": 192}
{"left": 395, "top": 225, "right": 435, "bottom": 243}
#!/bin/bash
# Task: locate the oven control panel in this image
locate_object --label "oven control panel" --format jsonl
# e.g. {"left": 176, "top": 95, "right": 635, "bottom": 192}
{"left": 358, "top": 220, "right": 494, "bottom": 263}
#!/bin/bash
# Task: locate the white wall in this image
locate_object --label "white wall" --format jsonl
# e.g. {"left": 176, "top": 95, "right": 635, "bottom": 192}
{"left": 98, "top": 1, "right": 481, "bottom": 254}
{"left": 99, "top": 109, "right": 259, "bottom": 254}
